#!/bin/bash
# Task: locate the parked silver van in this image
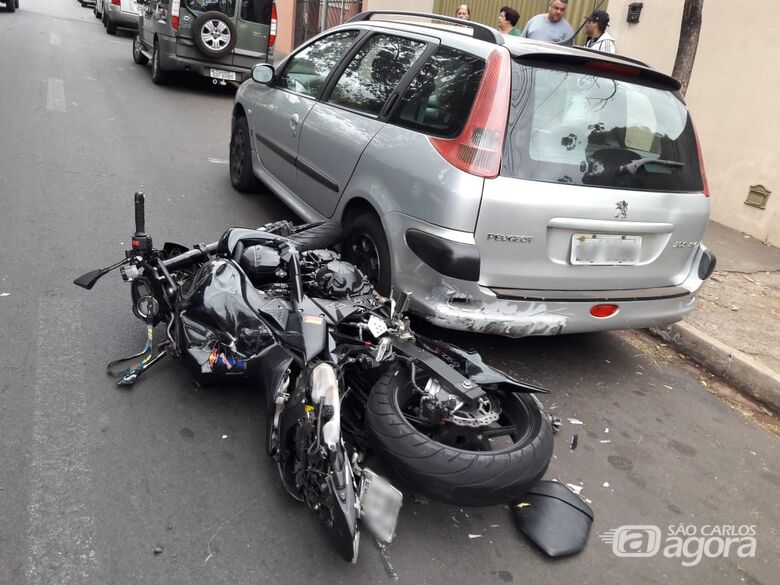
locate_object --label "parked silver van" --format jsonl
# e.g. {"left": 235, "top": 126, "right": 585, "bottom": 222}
{"left": 132, "top": 0, "right": 277, "bottom": 85}
{"left": 230, "top": 12, "right": 715, "bottom": 337}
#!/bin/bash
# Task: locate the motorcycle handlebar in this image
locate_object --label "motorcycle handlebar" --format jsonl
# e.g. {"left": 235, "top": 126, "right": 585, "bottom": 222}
{"left": 134, "top": 192, "right": 146, "bottom": 235}
{"left": 161, "top": 242, "right": 219, "bottom": 270}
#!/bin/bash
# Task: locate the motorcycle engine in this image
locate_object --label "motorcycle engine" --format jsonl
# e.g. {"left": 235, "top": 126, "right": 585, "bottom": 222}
{"left": 306, "top": 250, "right": 373, "bottom": 298}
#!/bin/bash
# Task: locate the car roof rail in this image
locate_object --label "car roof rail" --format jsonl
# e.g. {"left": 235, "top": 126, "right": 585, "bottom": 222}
{"left": 349, "top": 11, "right": 504, "bottom": 45}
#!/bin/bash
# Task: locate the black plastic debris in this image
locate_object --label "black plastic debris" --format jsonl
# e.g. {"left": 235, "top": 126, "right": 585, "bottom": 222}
{"left": 570, "top": 434, "right": 578, "bottom": 450}
{"left": 512, "top": 481, "right": 594, "bottom": 557}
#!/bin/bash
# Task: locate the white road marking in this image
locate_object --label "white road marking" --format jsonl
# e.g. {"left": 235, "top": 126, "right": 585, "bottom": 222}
{"left": 50, "top": 34, "right": 61, "bottom": 47}
{"left": 208, "top": 158, "right": 229, "bottom": 164}
{"left": 26, "top": 297, "right": 99, "bottom": 584}
{"left": 46, "top": 79, "right": 66, "bottom": 112}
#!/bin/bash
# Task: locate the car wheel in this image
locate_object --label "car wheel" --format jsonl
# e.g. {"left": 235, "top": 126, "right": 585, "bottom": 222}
{"left": 6, "top": 0, "right": 15, "bottom": 11}
{"left": 342, "top": 213, "right": 391, "bottom": 295}
{"left": 101, "top": 9, "right": 107, "bottom": 26}
{"left": 14, "top": 0, "right": 19, "bottom": 8}
{"left": 132, "top": 33, "right": 149, "bottom": 65}
{"left": 229, "top": 115, "right": 262, "bottom": 192}
{"left": 192, "top": 11, "right": 237, "bottom": 59}
{"left": 106, "top": 15, "right": 117, "bottom": 35}
{"left": 94, "top": 7, "right": 100, "bottom": 18}
{"left": 151, "top": 40, "right": 168, "bottom": 85}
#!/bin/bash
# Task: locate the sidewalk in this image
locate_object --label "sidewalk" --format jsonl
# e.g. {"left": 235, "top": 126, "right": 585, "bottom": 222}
{"left": 650, "top": 221, "right": 780, "bottom": 414}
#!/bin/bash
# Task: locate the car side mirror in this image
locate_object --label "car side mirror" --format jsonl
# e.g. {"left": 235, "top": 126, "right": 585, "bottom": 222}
{"left": 251, "top": 63, "right": 275, "bottom": 85}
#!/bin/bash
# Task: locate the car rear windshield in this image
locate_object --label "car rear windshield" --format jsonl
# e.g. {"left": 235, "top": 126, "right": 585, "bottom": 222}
{"left": 501, "top": 61, "right": 704, "bottom": 192}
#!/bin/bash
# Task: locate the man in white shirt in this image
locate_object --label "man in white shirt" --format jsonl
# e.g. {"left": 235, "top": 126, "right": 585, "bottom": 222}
{"left": 585, "top": 10, "right": 617, "bottom": 53}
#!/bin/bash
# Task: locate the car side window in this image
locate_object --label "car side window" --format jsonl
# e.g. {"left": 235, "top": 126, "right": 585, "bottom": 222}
{"left": 390, "top": 46, "right": 484, "bottom": 138}
{"left": 278, "top": 31, "right": 360, "bottom": 98}
{"left": 327, "top": 34, "right": 427, "bottom": 117}
{"left": 185, "top": 0, "right": 236, "bottom": 16}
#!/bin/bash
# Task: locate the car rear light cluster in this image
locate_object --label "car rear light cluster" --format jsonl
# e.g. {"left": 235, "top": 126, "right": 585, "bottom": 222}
{"left": 428, "top": 48, "right": 511, "bottom": 179}
{"left": 171, "top": 0, "right": 180, "bottom": 31}
{"left": 111, "top": 0, "right": 120, "bottom": 5}
{"left": 692, "top": 120, "right": 710, "bottom": 197}
{"left": 269, "top": 3, "right": 277, "bottom": 49}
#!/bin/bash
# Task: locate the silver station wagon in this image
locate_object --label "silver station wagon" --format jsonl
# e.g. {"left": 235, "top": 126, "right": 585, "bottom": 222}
{"left": 229, "top": 11, "right": 715, "bottom": 337}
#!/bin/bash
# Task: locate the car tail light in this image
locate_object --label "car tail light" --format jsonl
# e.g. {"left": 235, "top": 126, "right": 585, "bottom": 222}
{"left": 590, "top": 304, "right": 619, "bottom": 318}
{"left": 171, "top": 0, "right": 180, "bottom": 31}
{"left": 428, "top": 48, "right": 511, "bottom": 179}
{"left": 691, "top": 120, "right": 710, "bottom": 197}
{"left": 111, "top": 0, "right": 120, "bottom": 5}
{"left": 269, "top": 3, "right": 277, "bottom": 49}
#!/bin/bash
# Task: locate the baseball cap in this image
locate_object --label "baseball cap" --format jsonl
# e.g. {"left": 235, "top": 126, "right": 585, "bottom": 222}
{"left": 586, "top": 10, "right": 610, "bottom": 29}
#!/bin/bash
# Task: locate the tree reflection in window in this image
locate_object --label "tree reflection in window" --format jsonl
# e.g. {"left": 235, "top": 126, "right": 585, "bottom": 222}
{"left": 328, "top": 35, "right": 426, "bottom": 116}
{"left": 185, "top": 0, "right": 236, "bottom": 16}
{"left": 278, "top": 31, "right": 359, "bottom": 98}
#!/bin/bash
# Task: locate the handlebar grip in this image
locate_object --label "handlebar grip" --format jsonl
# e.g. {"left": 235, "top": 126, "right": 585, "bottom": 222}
{"left": 134, "top": 191, "right": 146, "bottom": 235}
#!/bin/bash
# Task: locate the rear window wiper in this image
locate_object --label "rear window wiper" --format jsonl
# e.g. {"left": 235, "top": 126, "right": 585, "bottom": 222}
{"left": 619, "top": 158, "right": 685, "bottom": 175}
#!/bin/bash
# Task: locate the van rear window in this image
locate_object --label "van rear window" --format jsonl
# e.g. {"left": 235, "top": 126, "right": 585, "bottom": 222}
{"left": 501, "top": 61, "right": 704, "bottom": 192}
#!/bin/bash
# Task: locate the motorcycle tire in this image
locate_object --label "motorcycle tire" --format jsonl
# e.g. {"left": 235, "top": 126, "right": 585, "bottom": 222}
{"left": 366, "top": 365, "right": 554, "bottom": 507}
{"left": 287, "top": 221, "right": 343, "bottom": 252}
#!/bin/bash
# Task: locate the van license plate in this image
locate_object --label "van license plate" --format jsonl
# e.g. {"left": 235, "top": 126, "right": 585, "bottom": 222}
{"left": 210, "top": 69, "right": 237, "bottom": 81}
{"left": 571, "top": 234, "right": 642, "bottom": 266}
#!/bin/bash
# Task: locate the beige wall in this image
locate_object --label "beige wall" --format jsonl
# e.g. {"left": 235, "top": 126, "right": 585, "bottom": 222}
{"left": 364, "top": 0, "right": 434, "bottom": 11}
{"left": 608, "top": 0, "right": 780, "bottom": 246}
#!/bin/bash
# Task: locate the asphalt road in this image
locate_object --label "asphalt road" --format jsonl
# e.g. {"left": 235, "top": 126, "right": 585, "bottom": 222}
{"left": 0, "top": 2, "right": 778, "bottom": 584}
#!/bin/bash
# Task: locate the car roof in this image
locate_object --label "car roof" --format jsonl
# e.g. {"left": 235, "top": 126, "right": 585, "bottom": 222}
{"left": 348, "top": 11, "right": 681, "bottom": 92}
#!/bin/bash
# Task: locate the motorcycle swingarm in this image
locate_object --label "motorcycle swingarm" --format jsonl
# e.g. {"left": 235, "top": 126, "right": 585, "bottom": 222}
{"left": 391, "top": 338, "right": 487, "bottom": 406}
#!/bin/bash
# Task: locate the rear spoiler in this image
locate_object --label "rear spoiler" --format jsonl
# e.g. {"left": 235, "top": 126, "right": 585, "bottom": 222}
{"left": 516, "top": 52, "right": 682, "bottom": 92}
{"left": 349, "top": 10, "right": 504, "bottom": 45}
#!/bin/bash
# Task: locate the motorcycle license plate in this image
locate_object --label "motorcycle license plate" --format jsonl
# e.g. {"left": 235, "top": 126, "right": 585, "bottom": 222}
{"left": 570, "top": 233, "right": 642, "bottom": 266}
{"left": 359, "top": 468, "right": 402, "bottom": 544}
{"left": 210, "top": 68, "right": 237, "bottom": 81}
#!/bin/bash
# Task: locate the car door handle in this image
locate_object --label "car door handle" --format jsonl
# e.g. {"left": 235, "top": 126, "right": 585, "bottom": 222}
{"left": 289, "top": 113, "right": 300, "bottom": 135}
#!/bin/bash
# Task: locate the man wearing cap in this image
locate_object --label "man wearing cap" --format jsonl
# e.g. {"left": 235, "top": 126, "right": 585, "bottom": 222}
{"left": 585, "top": 10, "right": 617, "bottom": 53}
{"left": 520, "top": 0, "right": 574, "bottom": 43}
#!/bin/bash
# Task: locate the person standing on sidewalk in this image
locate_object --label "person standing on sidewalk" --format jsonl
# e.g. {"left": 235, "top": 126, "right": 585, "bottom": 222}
{"left": 585, "top": 10, "right": 617, "bottom": 53}
{"left": 498, "top": 6, "right": 522, "bottom": 36}
{"left": 520, "top": 0, "right": 574, "bottom": 43}
{"left": 455, "top": 4, "right": 471, "bottom": 20}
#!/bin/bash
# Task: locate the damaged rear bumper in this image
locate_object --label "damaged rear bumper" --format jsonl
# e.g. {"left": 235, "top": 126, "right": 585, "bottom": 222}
{"left": 384, "top": 212, "right": 710, "bottom": 337}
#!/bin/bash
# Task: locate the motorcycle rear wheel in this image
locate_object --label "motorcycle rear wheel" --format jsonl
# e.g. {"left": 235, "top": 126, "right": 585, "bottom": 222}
{"left": 366, "top": 365, "right": 553, "bottom": 506}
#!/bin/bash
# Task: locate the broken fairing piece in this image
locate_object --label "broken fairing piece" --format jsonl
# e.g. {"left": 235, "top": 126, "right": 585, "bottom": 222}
{"left": 570, "top": 434, "right": 578, "bottom": 450}
{"left": 565, "top": 483, "right": 583, "bottom": 495}
{"left": 512, "top": 481, "right": 594, "bottom": 558}
{"left": 568, "top": 418, "right": 584, "bottom": 425}
{"left": 468, "top": 534, "right": 483, "bottom": 539}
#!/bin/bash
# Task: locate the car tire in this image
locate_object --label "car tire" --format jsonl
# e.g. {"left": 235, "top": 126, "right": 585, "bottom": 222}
{"left": 192, "top": 11, "right": 237, "bottom": 59}
{"left": 366, "top": 365, "right": 554, "bottom": 507}
{"left": 229, "top": 115, "right": 262, "bottom": 192}
{"left": 132, "top": 33, "right": 149, "bottom": 65}
{"left": 151, "top": 39, "right": 168, "bottom": 85}
{"left": 101, "top": 9, "right": 107, "bottom": 26}
{"left": 94, "top": 7, "right": 100, "bottom": 18}
{"left": 342, "top": 213, "right": 392, "bottom": 295}
{"left": 6, "top": 0, "right": 15, "bottom": 11}
{"left": 106, "top": 15, "right": 117, "bottom": 35}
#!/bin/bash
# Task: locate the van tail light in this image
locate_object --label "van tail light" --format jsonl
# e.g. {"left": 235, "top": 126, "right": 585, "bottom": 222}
{"left": 691, "top": 119, "right": 710, "bottom": 197}
{"left": 428, "top": 48, "right": 511, "bottom": 179}
{"left": 269, "top": 3, "right": 277, "bottom": 49}
{"left": 171, "top": 0, "right": 180, "bottom": 31}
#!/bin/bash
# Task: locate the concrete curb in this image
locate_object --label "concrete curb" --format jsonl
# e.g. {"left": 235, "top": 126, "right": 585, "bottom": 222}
{"left": 648, "top": 322, "right": 780, "bottom": 414}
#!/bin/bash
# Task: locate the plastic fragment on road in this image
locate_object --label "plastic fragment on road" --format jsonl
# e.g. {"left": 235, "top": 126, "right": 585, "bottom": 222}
{"left": 0, "top": 293, "right": 9, "bottom": 297}
{"left": 468, "top": 534, "right": 483, "bottom": 539}
{"left": 565, "top": 483, "right": 583, "bottom": 495}
{"left": 568, "top": 418, "right": 584, "bottom": 425}
{"left": 602, "top": 482, "right": 609, "bottom": 488}
{"left": 570, "top": 434, "right": 578, "bottom": 450}
{"left": 222, "top": 434, "right": 228, "bottom": 439}
{"left": 599, "top": 440, "right": 611, "bottom": 444}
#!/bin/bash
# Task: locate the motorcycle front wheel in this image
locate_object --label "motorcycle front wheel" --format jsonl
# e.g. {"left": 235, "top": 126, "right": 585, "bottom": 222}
{"left": 366, "top": 365, "right": 553, "bottom": 506}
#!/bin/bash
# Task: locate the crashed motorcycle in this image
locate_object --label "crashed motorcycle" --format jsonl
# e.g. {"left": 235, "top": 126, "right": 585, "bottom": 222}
{"left": 74, "top": 193, "right": 554, "bottom": 562}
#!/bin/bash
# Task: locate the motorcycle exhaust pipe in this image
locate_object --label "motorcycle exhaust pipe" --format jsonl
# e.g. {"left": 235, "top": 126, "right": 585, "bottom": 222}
{"left": 310, "top": 363, "right": 341, "bottom": 451}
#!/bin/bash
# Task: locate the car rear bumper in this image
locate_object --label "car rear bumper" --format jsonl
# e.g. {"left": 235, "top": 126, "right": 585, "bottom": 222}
{"left": 384, "top": 212, "right": 713, "bottom": 337}
{"left": 107, "top": 6, "right": 139, "bottom": 27}
{"left": 157, "top": 36, "right": 252, "bottom": 81}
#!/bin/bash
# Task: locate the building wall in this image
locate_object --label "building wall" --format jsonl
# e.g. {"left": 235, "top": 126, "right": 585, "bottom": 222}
{"left": 275, "top": 0, "right": 297, "bottom": 57}
{"left": 608, "top": 0, "right": 780, "bottom": 245}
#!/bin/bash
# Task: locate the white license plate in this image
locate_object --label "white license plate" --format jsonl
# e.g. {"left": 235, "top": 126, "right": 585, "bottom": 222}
{"left": 210, "top": 68, "right": 237, "bottom": 81}
{"left": 358, "top": 468, "right": 402, "bottom": 543}
{"left": 571, "top": 233, "right": 642, "bottom": 265}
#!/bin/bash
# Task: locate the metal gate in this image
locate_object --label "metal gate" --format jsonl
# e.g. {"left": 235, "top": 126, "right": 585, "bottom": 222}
{"left": 294, "top": 0, "right": 363, "bottom": 48}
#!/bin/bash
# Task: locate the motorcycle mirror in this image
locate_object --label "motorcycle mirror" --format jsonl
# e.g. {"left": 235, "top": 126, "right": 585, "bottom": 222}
{"left": 73, "top": 268, "right": 109, "bottom": 290}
